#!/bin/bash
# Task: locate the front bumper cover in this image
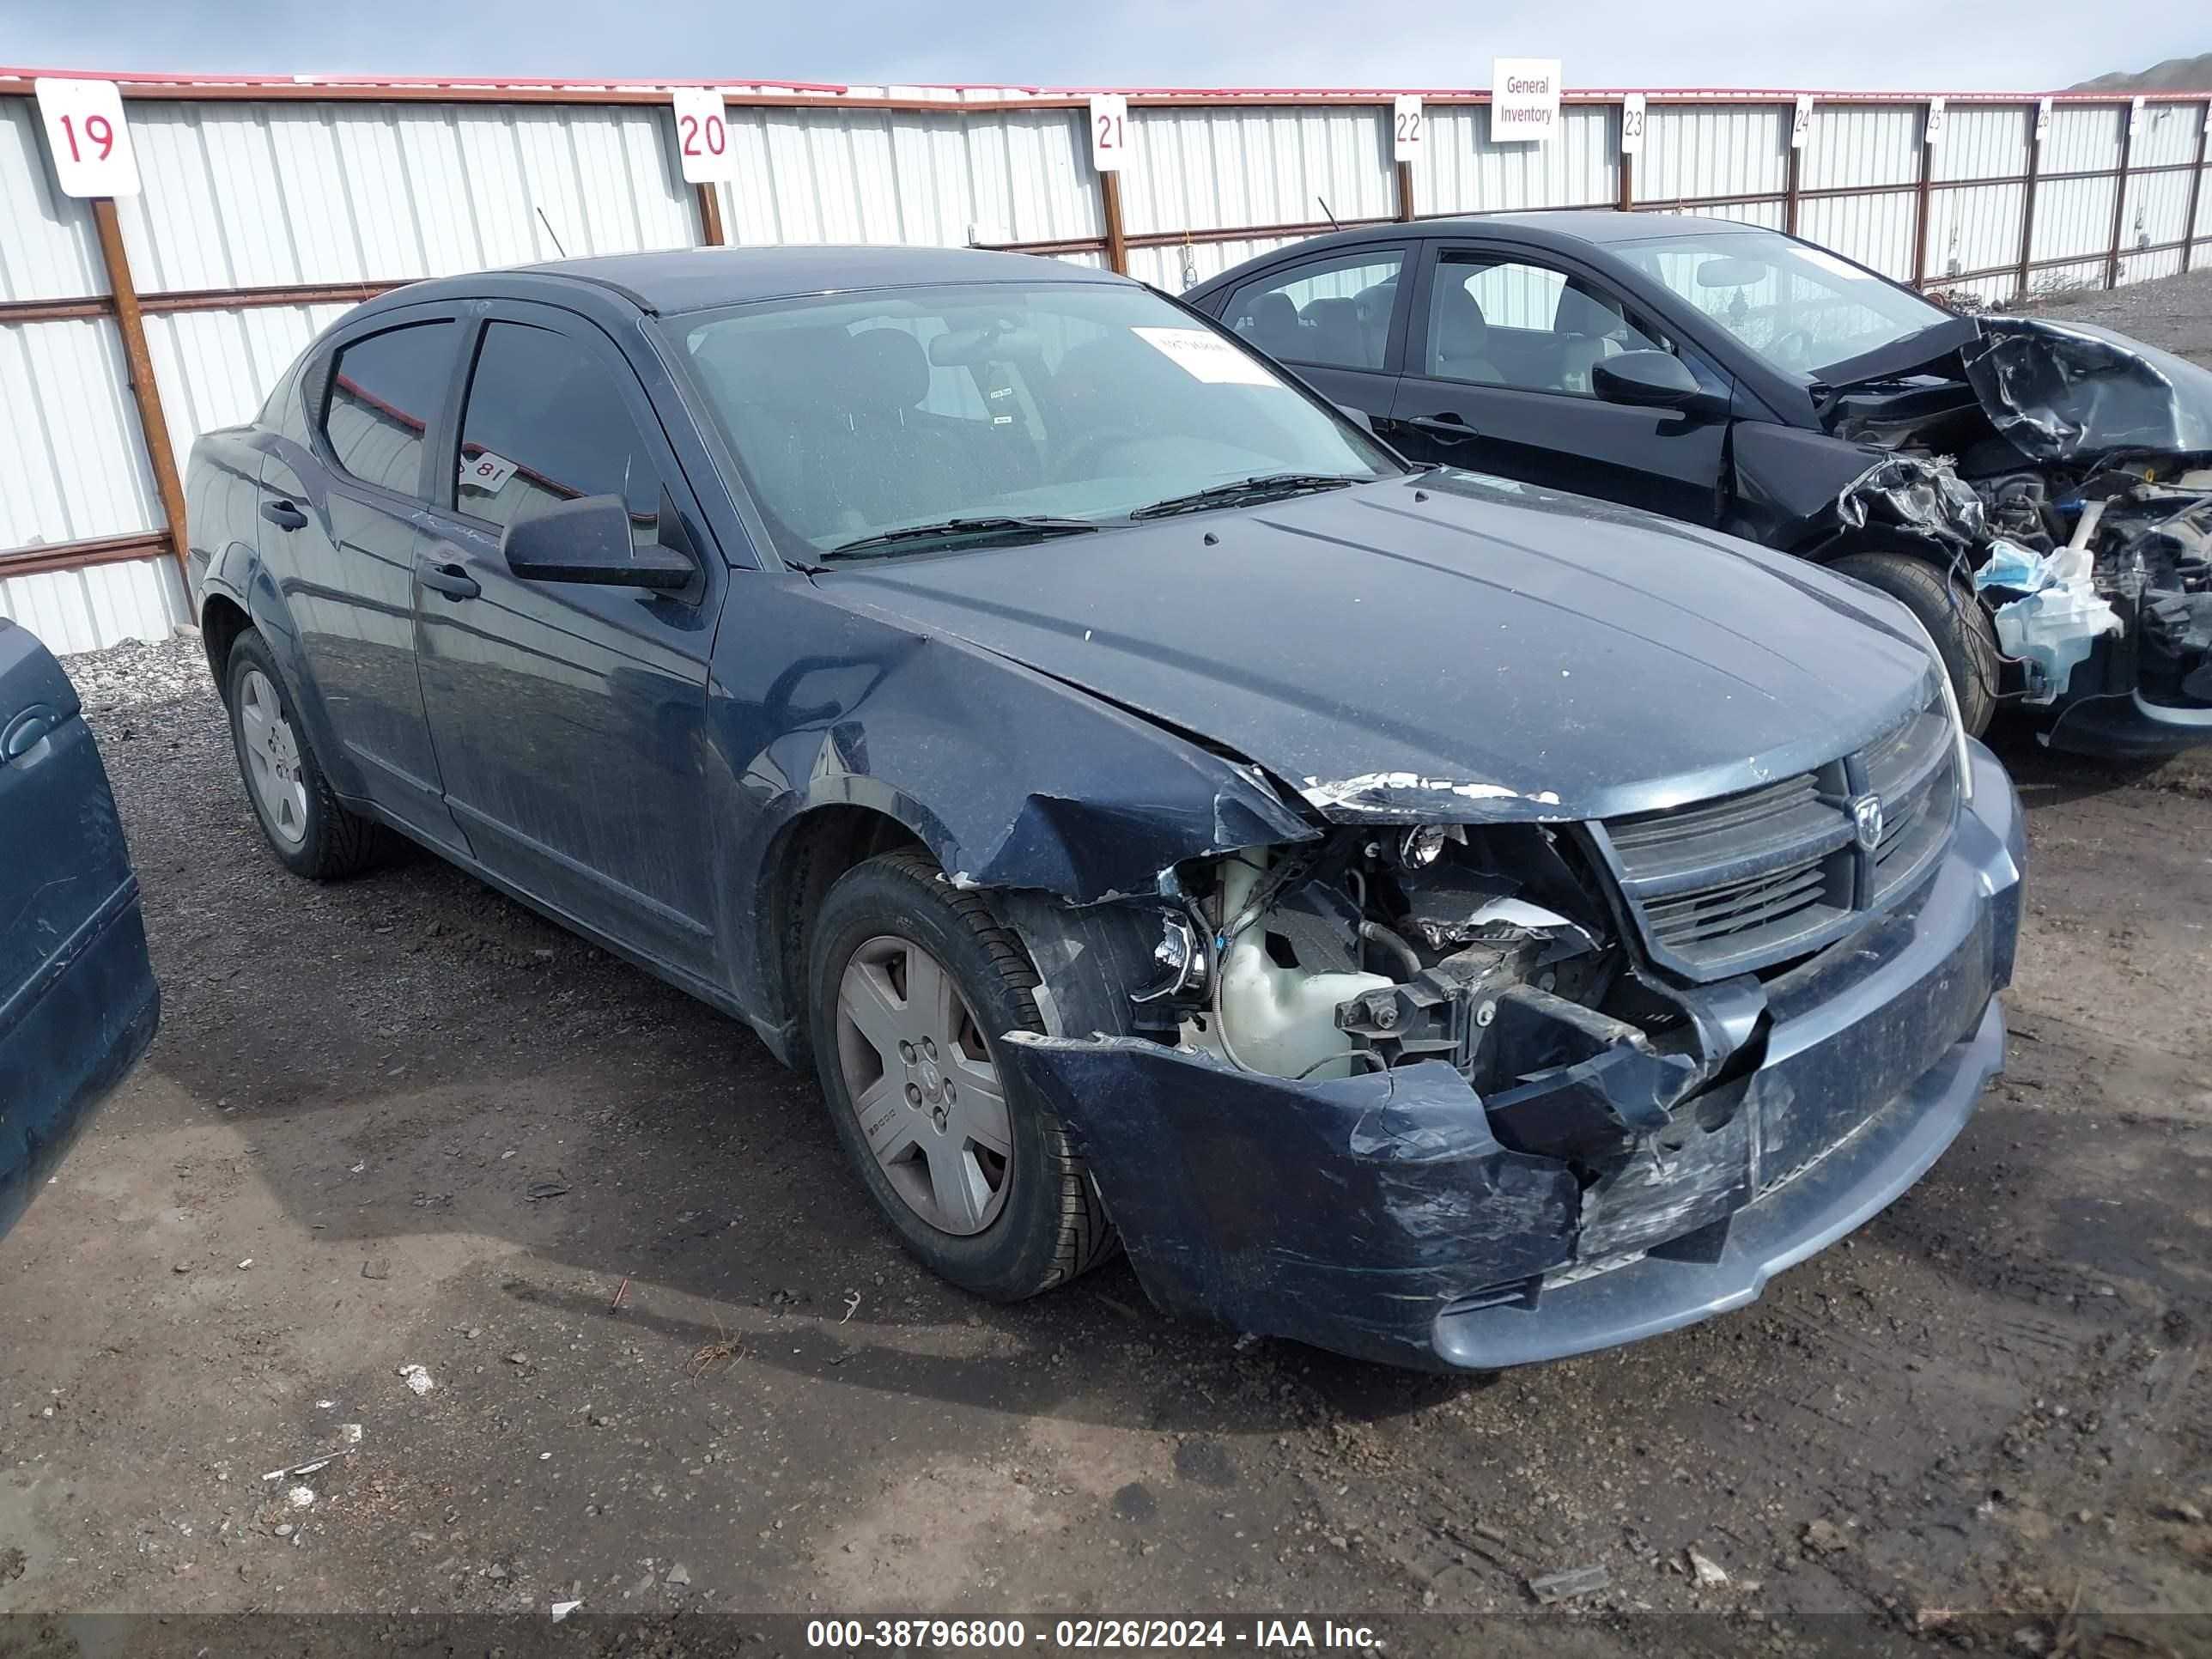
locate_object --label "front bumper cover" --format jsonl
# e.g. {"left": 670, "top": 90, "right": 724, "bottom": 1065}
{"left": 1000, "top": 744, "right": 2024, "bottom": 1371}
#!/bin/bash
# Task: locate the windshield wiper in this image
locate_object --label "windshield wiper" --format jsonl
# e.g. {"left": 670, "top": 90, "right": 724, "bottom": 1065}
{"left": 820, "top": 515, "right": 1099, "bottom": 560}
{"left": 1127, "top": 472, "right": 1364, "bottom": 520}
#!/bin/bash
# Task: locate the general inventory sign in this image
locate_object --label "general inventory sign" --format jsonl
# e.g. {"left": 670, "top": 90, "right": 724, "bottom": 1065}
{"left": 1490, "top": 58, "right": 1561, "bottom": 144}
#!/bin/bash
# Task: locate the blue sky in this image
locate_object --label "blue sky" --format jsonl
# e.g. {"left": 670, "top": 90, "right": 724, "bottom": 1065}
{"left": 0, "top": 0, "right": 2203, "bottom": 93}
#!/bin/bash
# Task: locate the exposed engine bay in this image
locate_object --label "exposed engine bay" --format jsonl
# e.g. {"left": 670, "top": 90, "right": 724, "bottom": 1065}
{"left": 1820, "top": 316, "right": 2212, "bottom": 724}
{"left": 1139, "top": 824, "right": 1723, "bottom": 1160}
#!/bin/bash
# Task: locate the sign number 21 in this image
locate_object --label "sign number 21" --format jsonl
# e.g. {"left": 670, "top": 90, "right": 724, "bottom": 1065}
{"left": 1089, "top": 94, "right": 1128, "bottom": 173}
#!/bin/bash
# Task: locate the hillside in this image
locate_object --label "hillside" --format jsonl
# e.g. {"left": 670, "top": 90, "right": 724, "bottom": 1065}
{"left": 2070, "top": 52, "right": 2212, "bottom": 92}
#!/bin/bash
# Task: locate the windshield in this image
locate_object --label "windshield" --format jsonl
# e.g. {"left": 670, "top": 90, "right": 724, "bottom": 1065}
{"left": 1613, "top": 228, "right": 1953, "bottom": 379}
{"left": 668, "top": 280, "right": 1397, "bottom": 559}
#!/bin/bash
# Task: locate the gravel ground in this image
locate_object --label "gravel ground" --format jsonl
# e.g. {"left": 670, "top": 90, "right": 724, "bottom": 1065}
{"left": 4, "top": 275, "right": 2212, "bottom": 1655}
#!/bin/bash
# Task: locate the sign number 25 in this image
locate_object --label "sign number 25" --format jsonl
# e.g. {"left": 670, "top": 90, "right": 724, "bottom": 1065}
{"left": 34, "top": 77, "right": 140, "bottom": 198}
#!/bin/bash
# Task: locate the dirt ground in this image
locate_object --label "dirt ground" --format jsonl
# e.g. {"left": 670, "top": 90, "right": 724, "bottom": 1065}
{"left": 7, "top": 274, "right": 2212, "bottom": 1656}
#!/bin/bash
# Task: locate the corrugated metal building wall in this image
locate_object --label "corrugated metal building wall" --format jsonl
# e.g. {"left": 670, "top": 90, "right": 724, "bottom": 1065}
{"left": 3, "top": 75, "right": 2209, "bottom": 655}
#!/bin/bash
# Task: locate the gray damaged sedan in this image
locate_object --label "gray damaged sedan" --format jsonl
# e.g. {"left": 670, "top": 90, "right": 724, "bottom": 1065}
{"left": 184, "top": 246, "right": 2025, "bottom": 1370}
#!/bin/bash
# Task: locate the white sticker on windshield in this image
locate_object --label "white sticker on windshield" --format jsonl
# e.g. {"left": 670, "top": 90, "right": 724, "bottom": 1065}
{"left": 1792, "top": 246, "right": 1875, "bottom": 284}
{"left": 459, "top": 450, "right": 518, "bottom": 493}
{"left": 1129, "top": 326, "right": 1282, "bottom": 386}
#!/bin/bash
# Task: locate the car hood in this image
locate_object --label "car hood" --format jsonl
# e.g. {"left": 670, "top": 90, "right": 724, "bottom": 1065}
{"left": 815, "top": 470, "right": 1938, "bottom": 825}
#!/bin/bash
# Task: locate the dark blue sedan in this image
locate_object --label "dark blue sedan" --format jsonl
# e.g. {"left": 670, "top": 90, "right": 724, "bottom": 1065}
{"left": 0, "top": 619, "right": 160, "bottom": 1238}
{"left": 185, "top": 246, "right": 2022, "bottom": 1370}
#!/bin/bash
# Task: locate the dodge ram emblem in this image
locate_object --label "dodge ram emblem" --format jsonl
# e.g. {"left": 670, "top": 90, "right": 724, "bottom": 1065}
{"left": 1851, "top": 793, "right": 1884, "bottom": 853}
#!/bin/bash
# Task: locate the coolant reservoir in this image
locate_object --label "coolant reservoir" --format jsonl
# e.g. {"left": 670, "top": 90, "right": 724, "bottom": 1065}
{"left": 1207, "top": 853, "right": 1392, "bottom": 1081}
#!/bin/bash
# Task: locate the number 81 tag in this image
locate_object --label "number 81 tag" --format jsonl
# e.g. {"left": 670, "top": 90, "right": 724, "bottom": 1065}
{"left": 34, "top": 78, "right": 140, "bottom": 198}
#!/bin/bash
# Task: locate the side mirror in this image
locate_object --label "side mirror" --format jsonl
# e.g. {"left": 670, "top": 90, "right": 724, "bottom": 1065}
{"left": 1591, "top": 349, "right": 1705, "bottom": 409}
{"left": 1334, "top": 402, "right": 1378, "bottom": 435}
{"left": 501, "top": 492, "right": 696, "bottom": 591}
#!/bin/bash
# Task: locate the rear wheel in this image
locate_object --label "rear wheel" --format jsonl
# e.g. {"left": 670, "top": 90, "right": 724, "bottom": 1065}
{"left": 1831, "top": 548, "right": 2000, "bottom": 737}
{"left": 807, "top": 851, "right": 1112, "bottom": 1300}
{"left": 223, "top": 630, "right": 382, "bottom": 880}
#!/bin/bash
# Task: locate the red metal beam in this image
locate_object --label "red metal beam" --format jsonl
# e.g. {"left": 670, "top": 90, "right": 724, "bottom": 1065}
{"left": 91, "top": 198, "right": 190, "bottom": 589}
{"left": 0, "top": 531, "right": 171, "bottom": 580}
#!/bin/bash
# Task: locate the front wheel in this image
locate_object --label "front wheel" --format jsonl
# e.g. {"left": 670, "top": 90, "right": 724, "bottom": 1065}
{"left": 806, "top": 851, "right": 1113, "bottom": 1301}
{"left": 1831, "top": 549, "right": 2001, "bottom": 737}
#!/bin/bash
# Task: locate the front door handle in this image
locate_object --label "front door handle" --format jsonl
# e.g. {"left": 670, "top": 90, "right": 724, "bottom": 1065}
{"left": 1408, "top": 414, "right": 1479, "bottom": 442}
{"left": 420, "top": 562, "right": 481, "bottom": 601}
{"left": 261, "top": 499, "right": 307, "bottom": 532}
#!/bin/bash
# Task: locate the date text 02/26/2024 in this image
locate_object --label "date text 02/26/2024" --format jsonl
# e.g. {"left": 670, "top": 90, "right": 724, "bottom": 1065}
{"left": 804, "top": 1619, "right": 1383, "bottom": 1651}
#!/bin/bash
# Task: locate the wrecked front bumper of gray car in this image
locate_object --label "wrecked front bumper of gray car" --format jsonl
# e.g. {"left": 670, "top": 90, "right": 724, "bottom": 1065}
{"left": 998, "top": 744, "right": 2023, "bottom": 1372}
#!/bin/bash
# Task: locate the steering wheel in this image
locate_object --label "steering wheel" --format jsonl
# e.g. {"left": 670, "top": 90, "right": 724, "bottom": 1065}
{"left": 1767, "top": 327, "right": 1817, "bottom": 369}
{"left": 1053, "top": 428, "right": 1146, "bottom": 483}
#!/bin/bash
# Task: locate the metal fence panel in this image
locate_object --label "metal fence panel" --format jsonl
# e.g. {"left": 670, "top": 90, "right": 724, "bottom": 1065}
{"left": 1634, "top": 102, "right": 1786, "bottom": 204}
{"left": 1932, "top": 104, "right": 2030, "bottom": 184}
{"left": 2040, "top": 103, "right": 2124, "bottom": 175}
{"left": 1121, "top": 104, "right": 1391, "bottom": 236}
{"left": 1929, "top": 182, "right": 2027, "bottom": 281}
{"left": 714, "top": 105, "right": 1096, "bottom": 247}
{"left": 1798, "top": 189, "right": 1918, "bottom": 282}
{"left": 0, "top": 100, "right": 105, "bottom": 300}
{"left": 1413, "top": 104, "right": 1616, "bottom": 215}
{"left": 1803, "top": 105, "right": 1922, "bottom": 190}
{"left": 0, "top": 555, "right": 186, "bottom": 655}
{"left": 113, "top": 100, "right": 700, "bottom": 290}
{"left": 0, "top": 319, "right": 158, "bottom": 547}
{"left": 2031, "top": 173, "right": 2121, "bottom": 264}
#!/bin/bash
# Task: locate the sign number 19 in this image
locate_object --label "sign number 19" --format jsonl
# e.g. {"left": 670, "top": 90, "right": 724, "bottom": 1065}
{"left": 33, "top": 76, "right": 140, "bottom": 197}
{"left": 58, "top": 112, "right": 117, "bottom": 162}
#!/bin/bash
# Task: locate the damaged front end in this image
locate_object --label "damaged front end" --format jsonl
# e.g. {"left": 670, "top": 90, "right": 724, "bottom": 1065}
{"left": 1821, "top": 317, "right": 2212, "bottom": 752}
{"left": 994, "top": 718, "right": 2023, "bottom": 1370}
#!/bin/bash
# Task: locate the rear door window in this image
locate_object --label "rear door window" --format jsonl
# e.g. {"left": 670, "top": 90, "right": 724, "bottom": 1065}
{"left": 1222, "top": 250, "right": 1405, "bottom": 370}
{"left": 320, "top": 321, "right": 459, "bottom": 495}
{"left": 454, "top": 322, "right": 663, "bottom": 548}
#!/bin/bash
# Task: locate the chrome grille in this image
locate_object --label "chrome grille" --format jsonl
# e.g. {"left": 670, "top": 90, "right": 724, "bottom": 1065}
{"left": 1595, "top": 690, "right": 1959, "bottom": 980}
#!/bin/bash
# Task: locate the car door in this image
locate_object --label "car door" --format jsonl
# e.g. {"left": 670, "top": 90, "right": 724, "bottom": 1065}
{"left": 411, "top": 305, "right": 723, "bottom": 978}
{"left": 1389, "top": 244, "right": 1732, "bottom": 526}
{"left": 0, "top": 620, "right": 159, "bottom": 1237}
{"left": 1214, "top": 243, "right": 1411, "bottom": 421}
{"left": 260, "top": 307, "right": 472, "bottom": 854}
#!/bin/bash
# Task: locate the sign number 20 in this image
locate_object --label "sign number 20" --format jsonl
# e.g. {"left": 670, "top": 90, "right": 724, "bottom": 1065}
{"left": 678, "top": 112, "right": 726, "bottom": 159}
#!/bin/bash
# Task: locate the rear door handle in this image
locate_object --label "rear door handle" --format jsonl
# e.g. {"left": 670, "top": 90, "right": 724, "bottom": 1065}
{"left": 2, "top": 705, "right": 57, "bottom": 763}
{"left": 1408, "top": 414, "right": 1479, "bottom": 442}
{"left": 420, "top": 562, "right": 481, "bottom": 601}
{"left": 261, "top": 499, "right": 307, "bottom": 532}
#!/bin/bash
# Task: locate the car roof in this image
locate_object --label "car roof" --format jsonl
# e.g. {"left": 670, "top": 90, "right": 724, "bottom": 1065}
{"left": 392, "top": 245, "right": 1127, "bottom": 317}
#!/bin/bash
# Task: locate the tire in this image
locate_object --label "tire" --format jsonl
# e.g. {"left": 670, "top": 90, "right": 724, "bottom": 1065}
{"left": 806, "top": 849, "right": 1113, "bottom": 1301}
{"left": 222, "top": 629, "right": 383, "bottom": 880}
{"left": 1831, "top": 549, "right": 2000, "bottom": 738}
